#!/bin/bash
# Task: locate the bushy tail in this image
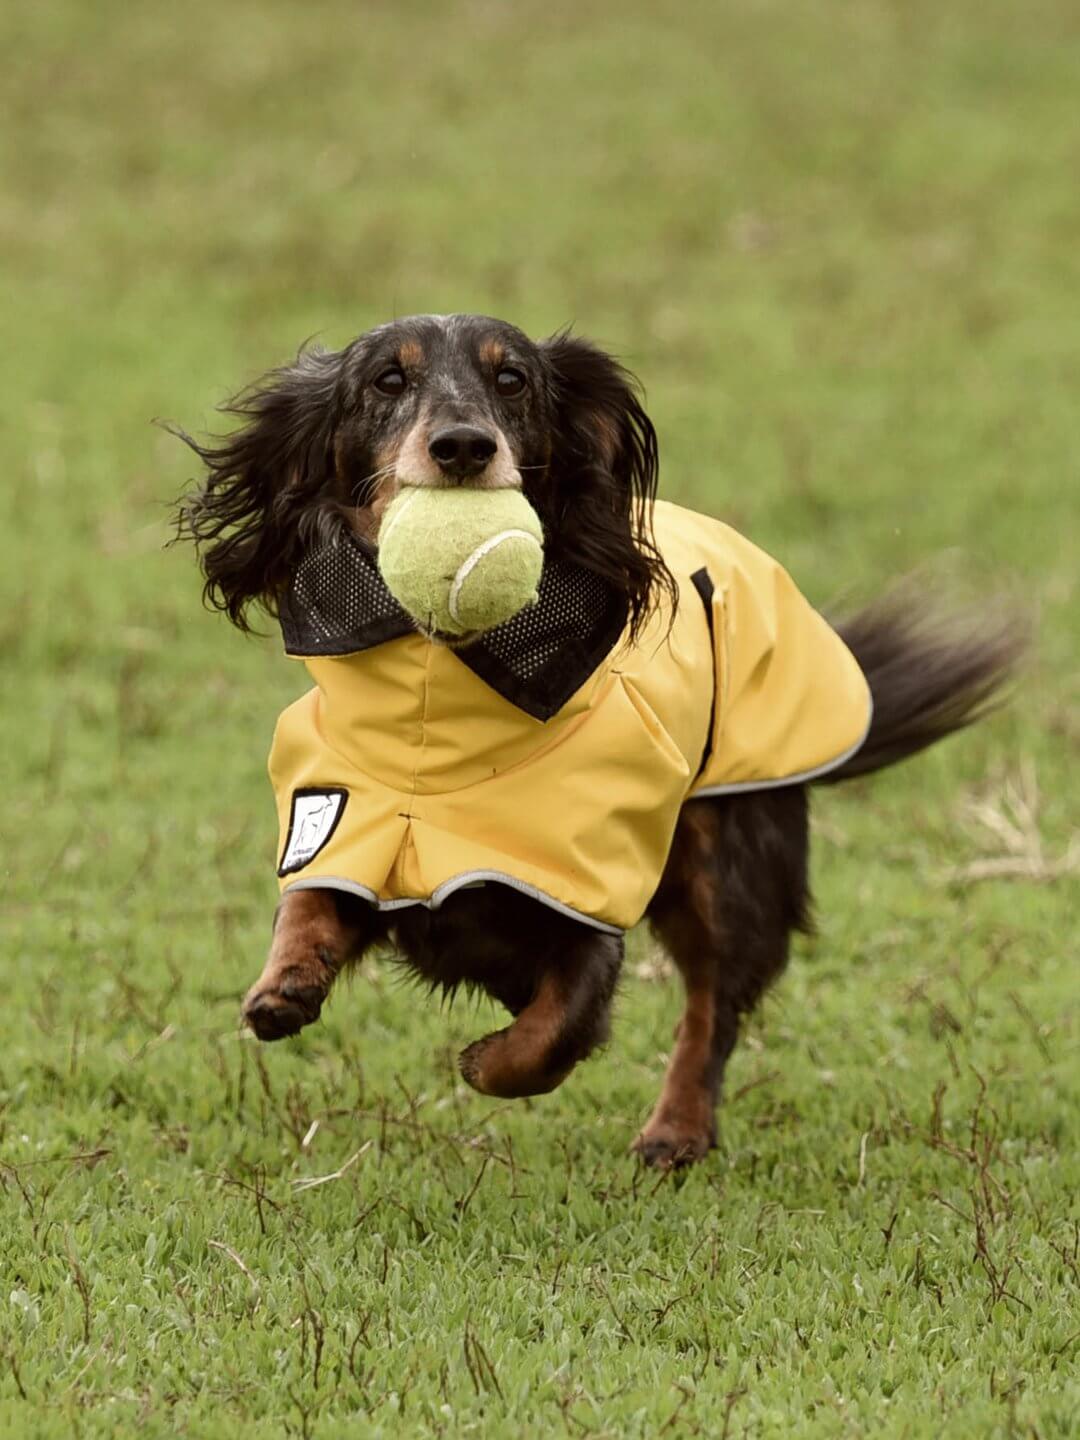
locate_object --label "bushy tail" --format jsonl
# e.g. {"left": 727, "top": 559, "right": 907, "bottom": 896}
{"left": 821, "top": 584, "right": 1030, "bottom": 783}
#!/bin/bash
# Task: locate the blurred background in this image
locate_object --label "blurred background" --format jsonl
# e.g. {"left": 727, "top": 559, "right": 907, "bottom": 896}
{"left": 0, "top": 2, "right": 1077, "bottom": 1427}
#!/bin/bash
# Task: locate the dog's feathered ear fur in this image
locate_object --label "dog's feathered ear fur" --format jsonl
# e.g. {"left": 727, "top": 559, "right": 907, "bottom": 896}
{"left": 171, "top": 345, "right": 345, "bottom": 630}
{"left": 538, "top": 331, "right": 675, "bottom": 638}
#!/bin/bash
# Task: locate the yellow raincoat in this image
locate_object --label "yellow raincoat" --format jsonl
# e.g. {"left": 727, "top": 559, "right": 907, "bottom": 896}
{"left": 269, "top": 501, "right": 871, "bottom": 933}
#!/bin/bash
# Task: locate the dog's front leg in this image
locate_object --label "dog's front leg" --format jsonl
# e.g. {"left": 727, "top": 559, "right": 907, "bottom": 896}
{"left": 243, "top": 888, "right": 378, "bottom": 1040}
{"left": 458, "top": 931, "right": 622, "bottom": 1098}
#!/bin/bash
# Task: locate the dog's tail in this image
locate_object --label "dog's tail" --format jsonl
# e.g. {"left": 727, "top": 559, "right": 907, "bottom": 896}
{"left": 820, "top": 584, "right": 1029, "bottom": 784}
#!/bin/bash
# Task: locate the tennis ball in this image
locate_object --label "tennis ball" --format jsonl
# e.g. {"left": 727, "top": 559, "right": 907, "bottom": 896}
{"left": 378, "top": 487, "right": 544, "bottom": 636}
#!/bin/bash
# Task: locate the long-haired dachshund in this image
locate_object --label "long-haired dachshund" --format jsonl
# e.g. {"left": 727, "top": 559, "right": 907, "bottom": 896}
{"left": 175, "top": 314, "right": 1023, "bottom": 1168}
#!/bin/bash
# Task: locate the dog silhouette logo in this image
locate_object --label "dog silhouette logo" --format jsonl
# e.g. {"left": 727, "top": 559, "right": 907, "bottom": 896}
{"left": 278, "top": 788, "right": 348, "bottom": 876}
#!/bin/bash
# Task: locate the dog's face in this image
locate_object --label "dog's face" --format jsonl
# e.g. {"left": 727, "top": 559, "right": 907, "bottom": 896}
{"left": 177, "top": 314, "right": 673, "bottom": 639}
{"left": 331, "top": 315, "right": 551, "bottom": 535}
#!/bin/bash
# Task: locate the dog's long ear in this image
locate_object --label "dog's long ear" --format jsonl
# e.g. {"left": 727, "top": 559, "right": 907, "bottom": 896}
{"left": 171, "top": 345, "right": 345, "bottom": 630}
{"left": 539, "top": 331, "right": 674, "bottom": 638}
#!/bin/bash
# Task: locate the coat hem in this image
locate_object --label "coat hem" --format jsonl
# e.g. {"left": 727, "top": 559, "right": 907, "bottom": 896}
{"left": 280, "top": 871, "right": 625, "bottom": 935}
{"left": 689, "top": 694, "right": 874, "bottom": 796}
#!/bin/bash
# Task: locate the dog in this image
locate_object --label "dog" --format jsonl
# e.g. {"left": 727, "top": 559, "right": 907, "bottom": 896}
{"left": 175, "top": 313, "right": 1023, "bottom": 1168}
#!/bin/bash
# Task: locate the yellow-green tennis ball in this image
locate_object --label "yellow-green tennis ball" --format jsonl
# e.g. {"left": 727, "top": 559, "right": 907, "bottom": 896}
{"left": 378, "top": 487, "right": 544, "bottom": 636}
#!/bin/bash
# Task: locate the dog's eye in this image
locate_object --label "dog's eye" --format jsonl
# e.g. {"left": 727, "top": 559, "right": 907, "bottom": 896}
{"left": 374, "top": 367, "right": 407, "bottom": 397}
{"left": 495, "top": 368, "right": 527, "bottom": 398}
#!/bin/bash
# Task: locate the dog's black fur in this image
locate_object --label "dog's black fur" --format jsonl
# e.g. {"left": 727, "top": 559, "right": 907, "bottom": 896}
{"left": 175, "top": 314, "right": 1025, "bottom": 1166}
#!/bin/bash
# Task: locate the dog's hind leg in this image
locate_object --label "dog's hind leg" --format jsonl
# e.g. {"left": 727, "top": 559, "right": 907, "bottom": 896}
{"left": 242, "top": 888, "right": 383, "bottom": 1041}
{"left": 457, "top": 927, "right": 623, "bottom": 1099}
{"left": 636, "top": 788, "right": 810, "bottom": 1167}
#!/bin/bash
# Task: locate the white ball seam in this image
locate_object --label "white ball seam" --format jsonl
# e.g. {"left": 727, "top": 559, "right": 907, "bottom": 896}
{"left": 447, "top": 529, "right": 542, "bottom": 625}
{"left": 377, "top": 489, "right": 421, "bottom": 551}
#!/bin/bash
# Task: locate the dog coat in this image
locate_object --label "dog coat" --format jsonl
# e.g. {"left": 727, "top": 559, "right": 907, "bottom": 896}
{"left": 269, "top": 501, "right": 871, "bottom": 933}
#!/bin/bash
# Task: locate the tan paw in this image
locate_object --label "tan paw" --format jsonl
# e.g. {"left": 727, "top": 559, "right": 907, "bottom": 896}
{"left": 242, "top": 969, "right": 328, "bottom": 1041}
{"left": 458, "top": 1030, "right": 570, "bottom": 1098}
{"left": 630, "top": 1120, "right": 715, "bottom": 1169}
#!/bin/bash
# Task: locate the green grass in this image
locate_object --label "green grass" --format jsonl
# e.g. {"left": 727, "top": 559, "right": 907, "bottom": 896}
{"left": 2, "top": 1, "right": 1078, "bottom": 1435}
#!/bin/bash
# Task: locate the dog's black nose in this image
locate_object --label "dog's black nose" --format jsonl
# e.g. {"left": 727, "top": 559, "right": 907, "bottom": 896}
{"left": 428, "top": 426, "right": 498, "bottom": 479}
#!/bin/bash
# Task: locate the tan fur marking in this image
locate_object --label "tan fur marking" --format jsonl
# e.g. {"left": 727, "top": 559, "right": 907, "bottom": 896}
{"left": 242, "top": 890, "right": 343, "bottom": 1037}
{"left": 397, "top": 339, "right": 424, "bottom": 368}
{"left": 393, "top": 408, "right": 443, "bottom": 488}
{"left": 631, "top": 984, "right": 717, "bottom": 1165}
{"left": 459, "top": 971, "right": 574, "bottom": 1098}
{"left": 343, "top": 434, "right": 404, "bottom": 540}
{"left": 478, "top": 338, "right": 506, "bottom": 369}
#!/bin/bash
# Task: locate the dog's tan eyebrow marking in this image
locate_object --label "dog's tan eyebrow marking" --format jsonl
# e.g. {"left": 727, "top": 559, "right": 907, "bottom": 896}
{"left": 479, "top": 338, "right": 506, "bottom": 368}
{"left": 398, "top": 339, "right": 425, "bottom": 368}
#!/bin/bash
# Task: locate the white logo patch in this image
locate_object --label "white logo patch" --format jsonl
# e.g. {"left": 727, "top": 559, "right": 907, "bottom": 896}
{"left": 278, "top": 789, "right": 347, "bottom": 876}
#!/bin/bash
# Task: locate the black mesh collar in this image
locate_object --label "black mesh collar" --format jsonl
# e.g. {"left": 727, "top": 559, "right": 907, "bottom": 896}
{"left": 278, "top": 530, "right": 628, "bottom": 722}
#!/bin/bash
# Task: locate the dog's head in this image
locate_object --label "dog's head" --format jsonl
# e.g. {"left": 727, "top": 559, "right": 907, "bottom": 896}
{"left": 175, "top": 314, "right": 673, "bottom": 638}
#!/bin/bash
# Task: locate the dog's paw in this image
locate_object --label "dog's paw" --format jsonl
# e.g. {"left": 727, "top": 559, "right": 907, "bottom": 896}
{"left": 630, "top": 1121, "right": 715, "bottom": 1170}
{"left": 242, "top": 973, "right": 326, "bottom": 1041}
{"left": 458, "top": 1032, "right": 569, "bottom": 1098}
{"left": 457, "top": 1036, "right": 488, "bottom": 1090}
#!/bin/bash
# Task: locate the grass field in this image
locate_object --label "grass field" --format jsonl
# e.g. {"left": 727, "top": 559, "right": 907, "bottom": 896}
{"left": 2, "top": 1, "right": 1078, "bottom": 1435}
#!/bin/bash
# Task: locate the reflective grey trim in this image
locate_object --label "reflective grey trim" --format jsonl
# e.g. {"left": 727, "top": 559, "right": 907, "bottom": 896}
{"left": 283, "top": 876, "right": 380, "bottom": 903}
{"left": 689, "top": 693, "right": 874, "bottom": 797}
{"left": 281, "top": 871, "right": 624, "bottom": 935}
